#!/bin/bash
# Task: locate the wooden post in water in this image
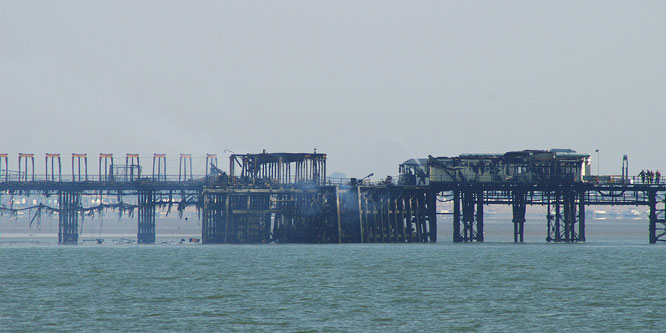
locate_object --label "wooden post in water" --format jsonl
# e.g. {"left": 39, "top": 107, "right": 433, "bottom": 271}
{"left": 357, "top": 186, "right": 364, "bottom": 243}
{"left": 335, "top": 186, "right": 342, "bottom": 243}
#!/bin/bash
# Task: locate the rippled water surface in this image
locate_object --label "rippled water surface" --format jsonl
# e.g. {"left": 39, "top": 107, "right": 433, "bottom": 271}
{"left": 1, "top": 235, "right": 665, "bottom": 331}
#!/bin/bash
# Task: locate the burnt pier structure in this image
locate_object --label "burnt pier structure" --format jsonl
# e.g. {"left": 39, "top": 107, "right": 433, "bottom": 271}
{"left": 436, "top": 183, "right": 666, "bottom": 243}
{"left": 0, "top": 153, "right": 208, "bottom": 244}
{"left": 202, "top": 185, "right": 437, "bottom": 244}
{"left": 424, "top": 150, "right": 666, "bottom": 243}
{"left": 1, "top": 149, "right": 666, "bottom": 244}
{"left": 202, "top": 153, "right": 437, "bottom": 244}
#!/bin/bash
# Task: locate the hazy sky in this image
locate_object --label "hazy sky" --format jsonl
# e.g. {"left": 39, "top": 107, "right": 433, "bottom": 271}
{"left": 1, "top": 0, "right": 665, "bottom": 178}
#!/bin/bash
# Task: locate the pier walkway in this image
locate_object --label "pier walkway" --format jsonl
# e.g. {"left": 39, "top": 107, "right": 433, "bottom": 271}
{"left": 1, "top": 152, "right": 665, "bottom": 244}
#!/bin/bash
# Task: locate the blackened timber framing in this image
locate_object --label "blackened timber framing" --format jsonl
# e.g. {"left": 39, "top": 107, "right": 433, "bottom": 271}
{"left": 357, "top": 188, "right": 433, "bottom": 243}
{"left": 8, "top": 167, "right": 666, "bottom": 244}
{"left": 201, "top": 185, "right": 436, "bottom": 244}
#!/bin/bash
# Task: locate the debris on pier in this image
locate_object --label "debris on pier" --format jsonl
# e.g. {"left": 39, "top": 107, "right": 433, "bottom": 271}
{"left": 203, "top": 151, "right": 437, "bottom": 244}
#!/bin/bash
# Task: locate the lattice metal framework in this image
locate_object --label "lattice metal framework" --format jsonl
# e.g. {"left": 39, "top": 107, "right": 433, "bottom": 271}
{"left": 229, "top": 152, "right": 327, "bottom": 186}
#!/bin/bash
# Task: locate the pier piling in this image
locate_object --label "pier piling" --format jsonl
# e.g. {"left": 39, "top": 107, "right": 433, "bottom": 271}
{"left": 512, "top": 190, "right": 527, "bottom": 243}
{"left": 3, "top": 150, "right": 666, "bottom": 244}
{"left": 137, "top": 190, "right": 156, "bottom": 244}
{"left": 58, "top": 190, "right": 80, "bottom": 245}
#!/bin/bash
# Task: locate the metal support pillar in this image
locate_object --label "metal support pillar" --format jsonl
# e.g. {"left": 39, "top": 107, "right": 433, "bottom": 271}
{"left": 546, "top": 192, "right": 553, "bottom": 242}
{"left": 462, "top": 191, "right": 473, "bottom": 241}
{"left": 578, "top": 190, "right": 586, "bottom": 242}
{"left": 152, "top": 154, "right": 167, "bottom": 181}
{"left": 45, "top": 153, "right": 62, "bottom": 182}
{"left": 622, "top": 155, "right": 629, "bottom": 183}
{"left": 512, "top": 189, "right": 527, "bottom": 243}
{"left": 357, "top": 186, "right": 364, "bottom": 243}
{"left": 72, "top": 153, "right": 88, "bottom": 182}
{"left": 0, "top": 153, "right": 8, "bottom": 182}
{"left": 476, "top": 191, "right": 484, "bottom": 242}
{"left": 565, "top": 190, "right": 578, "bottom": 242}
{"left": 398, "top": 196, "right": 406, "bottom": 242}
{"left": 205, "top": 154, "right": 218, "bottom": 176}
{"left": 378, "top": 195, "right": 386, "bottom": 242}
{"left": 647, "top": 190, "right": 666, "bottom": 243}
{"left": 126, "top": 154, "right": 140, "bottom": 181}
{"left": 649, "top": 190, "right": 656, "bottom": 243}
{"left": 18, "top": 153, "right": 34, "bottom": 182}
{"left": 563, "top": 191, "right": 573, "bottom": 241}
{"left": 137, "top": 190, "right": 156, "bottom": 244}
{"left": 555, "top": 191, "right": 561, "bottom": 241}
{"left": 58, "top": 190, "right": 80, "bottom": 244}
{"left": 99, "top": 154, "right": 114, "bottom": 181}
{"left": 179, "top": 154, "right": 193, "bottom": 182}
{"left": 426, "top": 191, "right": 437, "bottom": 242}
{"left": 453, "top": 190, "right": 462, "bottom": 242}
{"left": 547, "top": 189, "right": 580, "bottom": 243}
{"left": 455, "top": 188, "right": 483, "bottom": 242}
{"left": 335, "top": 186, "right": 342, "bottom": 243}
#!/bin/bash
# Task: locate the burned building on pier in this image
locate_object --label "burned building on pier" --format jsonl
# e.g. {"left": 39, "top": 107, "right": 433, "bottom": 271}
{"left": 203, "top": 151, "right": 437, "bottom": 244}
{"left": 5, "top": 148, "right": 666, "bottom": 244}
{"left": 229, "top": 152, "right": 327, "bottom": 186}
{"left": 426, "top": 149, "right": 592, "bottom": 184}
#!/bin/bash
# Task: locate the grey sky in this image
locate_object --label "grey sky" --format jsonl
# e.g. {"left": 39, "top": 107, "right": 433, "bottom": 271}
{"left": 1, "top": 0, "right": 665, "bottom": 178}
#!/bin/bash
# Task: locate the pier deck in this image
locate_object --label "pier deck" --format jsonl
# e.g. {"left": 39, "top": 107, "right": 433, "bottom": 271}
{"left": 1, "top": 151, "right": 665, "bottom": 244}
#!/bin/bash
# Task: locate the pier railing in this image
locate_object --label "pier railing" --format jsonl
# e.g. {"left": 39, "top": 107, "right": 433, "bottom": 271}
{"left": 0, "top": 172, "right": 208, "bottom": 183}
{"left": 583, "top": 175, "right": 664, "bottom": 185}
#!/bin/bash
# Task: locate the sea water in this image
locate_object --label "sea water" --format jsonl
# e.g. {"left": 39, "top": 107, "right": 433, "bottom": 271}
{"left": 1, "top": 219, "right": 664, "bottom": 332}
